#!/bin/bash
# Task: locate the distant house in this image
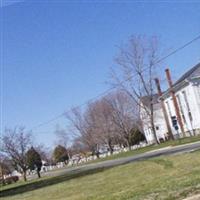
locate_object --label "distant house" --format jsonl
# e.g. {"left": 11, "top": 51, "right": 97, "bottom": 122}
{"left": 141, "top": 63, "right": 200, "bottom": 144}
{"left": 140, "top": 94, "right": 168, "bottom": 144}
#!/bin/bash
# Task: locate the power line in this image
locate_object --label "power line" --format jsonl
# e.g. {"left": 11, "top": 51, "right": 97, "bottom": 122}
{"left": 30, "top": 114, "right": 64, "bottom": 130}
{"left": 30, "top": 34, "right": 200, "bottom": 131}
{"left": 156, "top": 35, "right": 200, "bottom": 63}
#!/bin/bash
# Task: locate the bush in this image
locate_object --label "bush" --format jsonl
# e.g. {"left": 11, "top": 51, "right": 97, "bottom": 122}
{"left": 53, "top": 145, "right": 69, "bottom": 164}
{"left": 4, "top": 176, "right": 19, "bottom": 184}
{"left": 129, "top": 129, "right": 146, "bottom": 146}
{"left": 26, "top": 147, "right": 42, "bottom": 178}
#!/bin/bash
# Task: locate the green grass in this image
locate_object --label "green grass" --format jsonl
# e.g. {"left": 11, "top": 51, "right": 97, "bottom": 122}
{"left": 1, "top": 150, "right": 200, "bottom": 200}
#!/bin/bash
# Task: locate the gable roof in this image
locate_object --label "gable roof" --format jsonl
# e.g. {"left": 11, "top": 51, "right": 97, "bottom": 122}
{"left": 140, "top": 94, "right": 159, "bottom": 106}
{"left": 140, "top": 94, "right": 161, "bottom": 110}
{"left": 162, "top": 62, "right": 200, "bottom": 99}
{"left": 173, "top": 62, "right": 200, "bottom": 87}
{"left": 141, "top": 63, "right": 200, "bottom": 106}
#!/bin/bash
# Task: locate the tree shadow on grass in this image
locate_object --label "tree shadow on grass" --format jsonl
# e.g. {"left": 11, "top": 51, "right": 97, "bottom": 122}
{"left": 0, "top": 167, "right": 109, "bottom": 198}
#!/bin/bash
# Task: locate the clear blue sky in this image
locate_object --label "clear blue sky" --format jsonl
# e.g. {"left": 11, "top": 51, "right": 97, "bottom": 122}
{"left": 1, "top": 0, "right": 200, "bottom": 147}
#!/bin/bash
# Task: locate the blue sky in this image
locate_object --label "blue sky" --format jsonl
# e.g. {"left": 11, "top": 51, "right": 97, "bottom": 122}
{"left": 1, "top": 0, "right": 200, "bottom": 147}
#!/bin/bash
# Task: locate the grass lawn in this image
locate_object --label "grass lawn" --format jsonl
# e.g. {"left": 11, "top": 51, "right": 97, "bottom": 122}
{"left": 1, "top": 150, "right": 200, "bottom": 200}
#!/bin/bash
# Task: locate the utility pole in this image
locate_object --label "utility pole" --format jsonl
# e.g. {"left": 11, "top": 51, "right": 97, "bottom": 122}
{"left": 165, "top": 68, "right": 185, "bottom": 137}
{"left": 155, "top": 78, "right": 174, "bottom": 140}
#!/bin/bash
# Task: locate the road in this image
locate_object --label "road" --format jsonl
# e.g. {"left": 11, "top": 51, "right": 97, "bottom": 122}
{"left": 42, "top": 141, "right": 200, "bottom": 178}
{"left": 183, "top": 194, "right": 200, "bottom": 200}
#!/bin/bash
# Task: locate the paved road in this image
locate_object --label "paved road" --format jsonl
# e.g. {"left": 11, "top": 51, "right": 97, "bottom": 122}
{"left": 183, "top": 194, "right": 200, "bottom": 200}
{"left": 43, "top": 141, "right": 200, "bottom": 178}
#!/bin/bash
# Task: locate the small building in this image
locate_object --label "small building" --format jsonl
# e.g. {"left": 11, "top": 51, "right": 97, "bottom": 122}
{"left": 140, "top": 94, "right": 168, "bottom": 144}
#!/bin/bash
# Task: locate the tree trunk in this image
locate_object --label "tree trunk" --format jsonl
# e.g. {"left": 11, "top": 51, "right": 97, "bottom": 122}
{"left": 2, "top": 177, "right": 5, "bottom": 186}
{"left": 1, "top": 175, "right": 5, "bottom": 186}
{"left": 151, "top": 119, "right": 159, "bottom": 144}
{"left": 22, "top": 170, "right": 27, "bottom": 181}
{"left": 96, "top": 144, "right": 100, "bottom": 158}
{"left": 95, "top": 151, "right": 100, "bottom": 158}
{"left": 93, "top": 145, "right": 100, "bottom": 158}
{"left": 64, "top": 160, "right": 68, "bottom": 165}
{"left": 67, "top": 152, "right": 71, "bottom": 160}
{"left": 126, "top": 139, "right": 131, "bottom": 151}
{"left": 37, "top": 169, "right": 41, "bottom": 178}
{"left": 150, "top": 102, "right": 159, "bottom": 145}
{"left": 0, "top": 165, "right": 5, "bottom": 186}
{"left": 108, "top": 139, "right": 113, "bottom": 154}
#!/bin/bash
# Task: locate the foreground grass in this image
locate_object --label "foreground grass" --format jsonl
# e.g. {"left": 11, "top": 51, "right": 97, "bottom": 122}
{"left": 1, "top": 150, "right": 200, "bottom": 200}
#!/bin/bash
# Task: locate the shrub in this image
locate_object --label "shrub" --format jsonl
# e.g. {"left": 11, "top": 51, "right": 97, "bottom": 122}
{"left": 4, "top": 176, "right": 19, "bottom": 184}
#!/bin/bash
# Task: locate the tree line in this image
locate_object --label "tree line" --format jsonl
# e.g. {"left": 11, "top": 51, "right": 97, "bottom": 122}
{"left": 66, "top": 90, "right": 145, "bottom": 158}
{"left": 0, "top": 127, "right": 70, "bottom": 182}
{"left": 1, "top": 35, "right": 165, "bottom": 182}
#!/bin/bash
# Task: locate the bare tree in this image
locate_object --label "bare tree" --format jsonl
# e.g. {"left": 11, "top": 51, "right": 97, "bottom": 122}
{"left": 54, "top": 125, "right": 72, "bottom": 159}
{"left": 86, "top": 99, "right": 117, "bottom": 154}
{"left": 111, "top": 35, "right": 162, "bottom": 144}
{"left": 1, "top": 127, "right": 32, "bottom": 181}
{"left": 71, "top": 137, "right": 87, "bottom": 155}
{"left": 66, "top": 107, "right": 100, "bottom": 157}
{"left": 54, "top": 125, "right": 69, "bottom": 148}
{"left": 0, "top": 153, "right": 11, "bottom": 185}
{"left": 104, "top": 90, "right": 141, "bottom": 150}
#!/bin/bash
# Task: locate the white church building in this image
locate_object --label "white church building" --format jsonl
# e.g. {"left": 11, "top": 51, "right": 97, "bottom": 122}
{"left": 141, "top": 63, "right": 200, "bottom": 144}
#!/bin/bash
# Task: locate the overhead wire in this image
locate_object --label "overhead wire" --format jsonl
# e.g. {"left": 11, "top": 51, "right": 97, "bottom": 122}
{"left": 30, "top": 34, "right": 200, "bottom": 132}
